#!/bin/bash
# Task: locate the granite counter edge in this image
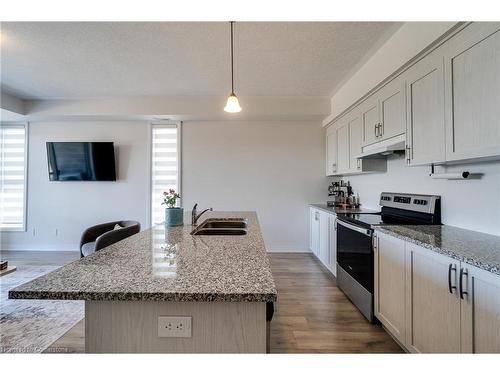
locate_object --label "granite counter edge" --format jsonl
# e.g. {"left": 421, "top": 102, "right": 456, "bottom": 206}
{"left": 375, "top": 226, "right": 500, "bottom": 276}
{"left": 8, "top": 289, "right": 278, "bottom": 303}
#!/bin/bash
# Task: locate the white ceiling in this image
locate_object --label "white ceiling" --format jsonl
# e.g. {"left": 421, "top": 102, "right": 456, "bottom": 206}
{"left": 0, "top": 22, "right": 399, "bottom": 99}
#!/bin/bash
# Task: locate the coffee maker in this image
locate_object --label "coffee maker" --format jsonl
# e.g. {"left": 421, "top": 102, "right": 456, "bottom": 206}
{"left": 327, "top": 180, "right": 359, "bottom": 208}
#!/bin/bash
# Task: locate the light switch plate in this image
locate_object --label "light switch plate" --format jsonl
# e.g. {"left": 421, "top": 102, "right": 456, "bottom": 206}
{"left": 157, "top": 316, "right": 192, "bottom": 338}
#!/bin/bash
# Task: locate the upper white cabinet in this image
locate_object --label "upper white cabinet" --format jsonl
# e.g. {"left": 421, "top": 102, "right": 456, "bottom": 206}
{"left": 460, "top": 264, "right": 500, "bottom": 353}
{"left": 361, "top": 96, "right": 380, "bottom": 146}
{"left": 378, "top": 77, "right": 407, "bottom": 141}
{"left": 348, "top": 111, "right": 363, "bottom": 173}
{"left": 325, "top": 125, "right": 338, "bottom": 176}
{"left": 404, "top": 47, "right": 446, "bottom": 165}
{"left": 325, "top": 22, "right": 500, "bottom": 167}
{"left": 444, "top": 22, "right": 500, "bottom": 162}
{"left": 336, "top": 121, "right": 351, "bottom": 174}
{"left": 361, "top": 77, "right": 406, "bottom": 147}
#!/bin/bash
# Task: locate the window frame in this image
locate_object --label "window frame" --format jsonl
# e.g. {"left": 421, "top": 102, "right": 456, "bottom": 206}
{"left": 148, "top": 121, "right": 182, "bottom": 228}
{"left": 0, "top": 121, "right": 29, "bottom": 232}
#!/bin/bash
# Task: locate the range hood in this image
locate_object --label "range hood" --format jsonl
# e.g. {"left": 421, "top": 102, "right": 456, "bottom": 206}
{"left": 356, "top": 134, "right": 406, "bottom": 159}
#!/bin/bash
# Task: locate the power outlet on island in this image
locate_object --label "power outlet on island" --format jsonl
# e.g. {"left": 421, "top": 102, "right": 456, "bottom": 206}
{"left": 157, "top": 316, "right": 192, "bottom": 338}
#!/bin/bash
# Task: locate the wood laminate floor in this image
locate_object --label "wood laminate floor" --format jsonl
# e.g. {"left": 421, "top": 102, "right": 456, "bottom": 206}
{"left": 44, "top": 252, "right": 402, "bottom": 353}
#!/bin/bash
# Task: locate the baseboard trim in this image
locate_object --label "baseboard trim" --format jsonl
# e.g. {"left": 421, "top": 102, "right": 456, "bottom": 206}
{"left": 0, "top": 244, "right": 79, "bottom": 252}
{"left": 266, "top": 247, "right": 312, "bottom": 253}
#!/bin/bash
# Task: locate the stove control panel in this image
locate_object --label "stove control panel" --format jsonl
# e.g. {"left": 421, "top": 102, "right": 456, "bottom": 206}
{"left": 380, "top": 192, "right": 440, "bottom": 214}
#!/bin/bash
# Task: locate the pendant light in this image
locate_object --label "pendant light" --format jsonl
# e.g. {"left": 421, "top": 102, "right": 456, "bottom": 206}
{"left": 224, "top": 21, "right": 242, "bottom": 113}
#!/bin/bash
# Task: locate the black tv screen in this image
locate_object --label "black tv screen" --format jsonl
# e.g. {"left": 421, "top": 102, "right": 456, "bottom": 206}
{"left": 46, "top": 142, "right": 116, "bottom": 181}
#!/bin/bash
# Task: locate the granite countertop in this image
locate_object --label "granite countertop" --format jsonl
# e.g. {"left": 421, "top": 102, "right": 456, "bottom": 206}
{"left": 376, "top": 225, "right": 500, "bottom": 276}
{"left": 309, "top": 203, "right": 379, "bottom": 215}
{"left": 9, "top": 211, "right": 277, "bottom": 303}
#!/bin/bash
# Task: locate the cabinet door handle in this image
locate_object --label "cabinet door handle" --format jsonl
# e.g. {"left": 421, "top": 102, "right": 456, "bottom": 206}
{"left": 459, "top": 267, "right": 469, "bottom": 300}
{"left": 378, "top": 122, "right": 383, "bottom": 137}
{"left": 374, "top": 124, "right": 378, "bottom": 138}
{"left": 405, "top": 145, "right": 411, "bottom": 164}
{"left": 448, "top": 264, "right": 457, "bottom": 294}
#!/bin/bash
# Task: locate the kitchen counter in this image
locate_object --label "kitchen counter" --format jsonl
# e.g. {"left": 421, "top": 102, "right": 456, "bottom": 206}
{"left": 375, "top": 225, "right": 500, "bottom": 275}
{"left": 309, "top": 203, "right": 379, "bottom": 215}
{"left": 9, "top": 211, "right": 277, "bottom": 303}
{"left": 9, "top": 211, "right": 276, "bottom": 353}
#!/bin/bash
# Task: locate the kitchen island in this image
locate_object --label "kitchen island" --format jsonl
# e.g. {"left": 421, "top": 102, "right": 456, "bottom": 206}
{"left": 9, "top": 211, "right": 277, "bottom": 353}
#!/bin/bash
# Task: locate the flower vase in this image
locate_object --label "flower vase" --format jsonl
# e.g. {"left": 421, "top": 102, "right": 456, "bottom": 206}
{"left": 165, "top": 207, "right": 184, "bottom": 227}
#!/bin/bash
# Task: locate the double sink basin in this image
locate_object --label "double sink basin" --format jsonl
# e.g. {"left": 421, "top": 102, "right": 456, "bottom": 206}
{"left": 191, "top": 218, "right": 248, "bottom": 236}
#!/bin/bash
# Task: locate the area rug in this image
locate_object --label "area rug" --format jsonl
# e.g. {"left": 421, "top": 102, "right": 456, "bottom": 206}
{"left": 0, "top": 265, "right": 84, "bottom": 353}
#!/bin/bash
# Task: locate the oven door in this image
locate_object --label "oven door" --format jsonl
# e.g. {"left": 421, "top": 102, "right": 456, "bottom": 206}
{"left": 336, "top": 219, "right": 374, "bottom": 292}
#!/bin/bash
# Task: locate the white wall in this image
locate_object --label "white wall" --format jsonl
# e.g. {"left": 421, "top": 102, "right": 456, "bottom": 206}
{"left": 1, "top": 119, "right": 328, "bottom": 252}
{"left": 346, "top": 156, "right": 500, "bottom": 236}
{"left": 1, "top": 121, "right": 150, "bottom": 251}
{"left": 328, "top": 22, "right": 457, "bottom": 120}
{"left": 182, "top": 120, "right": 326, "bottom": 251}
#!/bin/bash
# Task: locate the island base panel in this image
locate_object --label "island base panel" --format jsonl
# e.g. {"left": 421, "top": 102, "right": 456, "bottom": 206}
{"left": 85, "top": 301, "right": 267, "bottom": 353}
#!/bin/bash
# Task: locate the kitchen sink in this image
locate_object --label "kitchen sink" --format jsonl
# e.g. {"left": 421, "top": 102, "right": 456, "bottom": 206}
{"left": 191, "top": 218, "right": 248, "bottom": 235}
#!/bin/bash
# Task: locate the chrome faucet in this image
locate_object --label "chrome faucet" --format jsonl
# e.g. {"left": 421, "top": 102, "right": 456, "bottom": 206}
{"left": 191, "top": 203, "right": 213, "bottom": 225}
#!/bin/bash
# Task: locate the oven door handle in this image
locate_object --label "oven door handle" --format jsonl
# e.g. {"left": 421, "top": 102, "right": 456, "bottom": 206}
{"left": 337, "top": 220, "right": 372, "bottom": 237}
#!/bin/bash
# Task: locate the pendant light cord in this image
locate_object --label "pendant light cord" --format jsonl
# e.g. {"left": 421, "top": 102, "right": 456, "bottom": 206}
{"left": 230, "top": 21, "right": 234, "bottom": 94}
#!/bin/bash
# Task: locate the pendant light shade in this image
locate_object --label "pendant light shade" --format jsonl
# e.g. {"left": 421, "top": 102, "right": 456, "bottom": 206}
{"left": 224, "top": 21, "right": 242, "bottom": 113}
{"left": 224, "top": 93, "right": 242, "bottom": 113}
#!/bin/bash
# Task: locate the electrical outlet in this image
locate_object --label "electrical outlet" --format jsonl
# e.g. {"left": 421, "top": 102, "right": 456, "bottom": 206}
{"left": 157, "top": 316, "right": 192, "bottom": 338}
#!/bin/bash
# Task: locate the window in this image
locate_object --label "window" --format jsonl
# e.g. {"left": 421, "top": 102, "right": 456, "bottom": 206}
{"left": 150, "top": 123, "right": 181, "bottom": 226}
{"left": 0, "top": 123, "right": 28, "bottom": 231}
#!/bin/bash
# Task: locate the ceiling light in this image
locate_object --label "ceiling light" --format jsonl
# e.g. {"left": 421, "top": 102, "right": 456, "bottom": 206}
{"left": 224, "top": 21, "right": 242, "bottom": 113}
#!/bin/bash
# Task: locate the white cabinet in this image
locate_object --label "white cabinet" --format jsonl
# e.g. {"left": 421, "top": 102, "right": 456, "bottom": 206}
{"left": 309, "top": 207, "right": 336, "bottom": 276}
{"left": 326, "top": 110, "right": 386, "bottom": 177}
{"left": 444, "top": 22, "right": 500, "bottom": 162}
{"left": 361, "top": 78, "right": 406, "bottom": 147}
{"left": 374, "top": 230, "right": 500, "bottom": 353}
{"left": 374, "top": 232, "right": 406, "bottom": 345}
{"left": 336, "top": 122, "right": 350, "bottom": 174}
{"left": 405, "top": 241, "right": 461, "bottom": 353}
{"left": 404, "top": 48, "right": 446, "bottom": 165}
{"left": 318, "top": 210, "right": 330, "bottom": 266}
{"left": 348, "top": 111, "right": 363, "bottom": 173}
{"left": 360, "top": 96, "right": 379, "bottom": 146}
{"left": 325, "top": 125, "right": 338, "bottom": 176}
{"left": 309, "top": 207, "right": 320, "bottom": 256}
{"left": 378, "top": 77, "right": 406, "bottom": 141}
{"left": 328, "top": 215, "right": 337, "bottom": 276}
{"left": 460, "top": 264, "right": 500, "bottom": 353}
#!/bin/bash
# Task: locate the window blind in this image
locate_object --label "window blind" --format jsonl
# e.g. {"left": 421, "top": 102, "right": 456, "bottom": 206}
{"left": 0, "top": 124, "right": 27, "bottom": 230}
{"left": 151, "top": 125, "right": 180, "bottom": 226}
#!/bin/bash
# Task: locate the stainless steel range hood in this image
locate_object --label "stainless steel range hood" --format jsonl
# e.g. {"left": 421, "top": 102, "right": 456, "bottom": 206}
{"left": 356, "top": 134, "right": 406, "bottom": 159}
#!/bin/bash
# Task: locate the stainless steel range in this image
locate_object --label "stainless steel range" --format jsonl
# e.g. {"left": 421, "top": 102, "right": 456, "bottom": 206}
{"left": 336, "top": 192, "right": 441, "bottom": 322}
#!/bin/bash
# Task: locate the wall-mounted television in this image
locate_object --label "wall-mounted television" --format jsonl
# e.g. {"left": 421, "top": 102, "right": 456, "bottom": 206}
{"left": 46, "top": 142, "right": 116, "bottom": 181}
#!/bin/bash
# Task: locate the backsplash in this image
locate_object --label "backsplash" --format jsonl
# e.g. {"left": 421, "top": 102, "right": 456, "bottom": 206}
{"left": 340, "top": 154, "right": 500, "bottom": 236}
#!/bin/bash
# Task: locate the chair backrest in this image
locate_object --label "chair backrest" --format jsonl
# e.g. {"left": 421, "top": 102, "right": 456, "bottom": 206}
{"left": 94, "top": 221, "right": 141, "bottom": 251}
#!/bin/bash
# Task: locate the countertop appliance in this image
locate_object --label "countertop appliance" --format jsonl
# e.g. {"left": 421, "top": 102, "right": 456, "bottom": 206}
{"left": 336, "top": 192, "right": 441, "bottom": 322}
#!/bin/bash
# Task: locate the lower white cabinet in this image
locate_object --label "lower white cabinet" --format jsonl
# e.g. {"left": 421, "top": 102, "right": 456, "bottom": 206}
{"left": 405, "top": 241, "right": 461, "bottom": 353}
{"left": 328, "top": 215, "right": 337, "bottom": 276}
{"left": 309, "top": 208, "right": 320, "bottom": 256}
{"left": 374, "top": 232, "right": 407, "bottom": 345}
{"left": 374, "top": 230, "right": 500, "bottom": 353}
{"left": 460, "top": 264, "right": 500, "bottom": 353}
{"left": 318, "top": 210, "right": 330, "bottom": 267}
{"left": 309, "top": 207, "right": 336, "bottom": 276}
